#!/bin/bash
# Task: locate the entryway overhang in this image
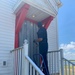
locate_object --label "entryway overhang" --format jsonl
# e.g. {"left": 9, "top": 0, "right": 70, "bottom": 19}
{"left": 13, "top": 0, "right": 57, "bottom": 22}
{"left": 14, "top": 0, "right": 56, "bottom": 48}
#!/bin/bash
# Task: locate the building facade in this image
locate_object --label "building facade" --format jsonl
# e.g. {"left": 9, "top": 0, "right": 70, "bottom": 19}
{"left": 0, "top": 0, "right": 61, "bottom": 75}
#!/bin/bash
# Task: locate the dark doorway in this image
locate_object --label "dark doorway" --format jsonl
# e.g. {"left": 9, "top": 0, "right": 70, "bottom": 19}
{"left": 19, "top": 20, "right": 39, "bottom": 61}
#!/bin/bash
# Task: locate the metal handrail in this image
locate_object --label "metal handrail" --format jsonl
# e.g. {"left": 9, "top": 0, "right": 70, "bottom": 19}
{"left": 33, "top": 53, "right": 49, "bottom": 75}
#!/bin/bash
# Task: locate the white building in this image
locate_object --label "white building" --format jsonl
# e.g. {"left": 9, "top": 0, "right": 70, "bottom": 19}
{"left": 0, "top": 0, "right": 62, "bottom": 75}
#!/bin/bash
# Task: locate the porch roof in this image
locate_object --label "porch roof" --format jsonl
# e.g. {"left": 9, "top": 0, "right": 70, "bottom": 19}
{"left": 13, "top": 0, "right": 57, "bottom": 22}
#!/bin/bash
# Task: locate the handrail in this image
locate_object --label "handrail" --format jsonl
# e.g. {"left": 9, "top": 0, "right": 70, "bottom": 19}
{"left": 25, "top": 55, "right": 44, "bottom": 75}
{"left": 63, "top": 57, "right": 75, "bottom": 75}
{"left": 63, "top": 58, "right": 75, "bottom": 65}
{"left": 47, "top": 49, "right": 61, "bottom": 75}
{"left": 10, "top": 46, "right": 23, "bottom": 53}
{"left": 10, "top": 46, "right": 23, "bottom": 75}
{"left": 48, "top": 49, "right": 75, "bottom": 75}
{"left": 48, "top": 50, "right": 60, "bottom": 53}
{"left": 10, "top": 39, "right": 44, "bottom": 75}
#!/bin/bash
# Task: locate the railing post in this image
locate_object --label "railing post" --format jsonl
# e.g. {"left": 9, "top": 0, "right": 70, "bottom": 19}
{"left": 60, "top": 49, "right": 64, "bottom": 75}
{"left": 23, "top": 39, "right": 29, "bottom": 75}
{"left": 24, "top": 39, "right": 29, "bottom": 56}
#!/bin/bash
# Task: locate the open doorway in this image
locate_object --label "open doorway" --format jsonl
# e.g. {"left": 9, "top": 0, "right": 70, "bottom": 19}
{"left": 19, "top": 20, "right": 39, "bottom": 60}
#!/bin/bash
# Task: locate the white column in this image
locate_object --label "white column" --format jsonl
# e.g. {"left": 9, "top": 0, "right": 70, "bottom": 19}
{"left": 24, "top": 39, "right": 29, "bottom": 56}
{"left": 23, "top": 39, "right": 29, "bottom": 75}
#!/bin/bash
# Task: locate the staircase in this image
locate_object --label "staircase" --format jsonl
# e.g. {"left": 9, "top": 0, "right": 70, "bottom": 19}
{"left": 10, "top": 40, "right": 75, "bottom": 75}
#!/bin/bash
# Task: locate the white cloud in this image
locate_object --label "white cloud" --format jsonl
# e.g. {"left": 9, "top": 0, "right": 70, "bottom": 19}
{"left": 59, "top": 41, "right": 75, "bottom": 60}
{"left": 59, "top": 41, "right": 75, "bottom": 51}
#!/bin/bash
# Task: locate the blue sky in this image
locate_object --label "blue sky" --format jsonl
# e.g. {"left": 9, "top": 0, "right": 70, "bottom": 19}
{"left": 58, "top": 0, "right": 75, "bottom": 60}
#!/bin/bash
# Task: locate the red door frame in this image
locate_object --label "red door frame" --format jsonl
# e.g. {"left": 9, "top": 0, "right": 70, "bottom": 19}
{"left": 15, "top": 4, "right": 30, "bottom": 48}
{"left": 15, "top": 3, "right": 54, "bottom": 48}
{"left": 15, "top": 4, "right": 30, "bottom": 75}
{"left": 15, "top": 3, "right": 54, "bottom": 75}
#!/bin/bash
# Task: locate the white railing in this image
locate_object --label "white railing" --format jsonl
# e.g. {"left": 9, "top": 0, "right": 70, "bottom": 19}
{"left": 23, "top": 40, "right": 44, "bottom": 75}
{"left": 25, "top": 56, "right": 44, "bottom": 75}
{"left": 48, "top": 49, "right": 75, "bottom": 75}
{"left": 63, "top": 58, "right": 75, "bottom": 75}
{"left": 10, "top": 39, "right": 44, "bottom": 75}
{"left": 10, "top": 46, "right": 23, "bottom": 75}
{"left": 47, "top": 50, "right": 62, "bottom": 75}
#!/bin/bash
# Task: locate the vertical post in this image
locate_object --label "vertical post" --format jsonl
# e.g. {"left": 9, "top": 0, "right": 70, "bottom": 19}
{"left": 60, "top": 49, "right": 64, "bottom": 75}
{"left": 23, "top": 39, "right": 29, "bottom": 75}
{"left": 24, "top": 40, "right": 29, "bottom": 56}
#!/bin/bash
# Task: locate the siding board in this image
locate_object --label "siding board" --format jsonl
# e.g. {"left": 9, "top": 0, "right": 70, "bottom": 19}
{"left": 0, "top": 0, "right": 18, "bottom": 75}
{"left": 47, "top": 17, "right": 58, "bottom": 51}
{"left": 0, "top": 0, "right": 59, "bottom": 75}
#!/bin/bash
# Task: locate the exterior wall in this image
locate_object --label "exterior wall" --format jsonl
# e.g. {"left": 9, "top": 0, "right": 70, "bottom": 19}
{"left": 0, "top": 0, "right": 18, "bottom": 75}
{"left": 49, "top": 0, "right": 58, "bottom": 11}
{"left": 0, "top": 0, "right": 59, "bottom": 75}
{"left": 26, "top": 0, "right": 58, "bottom": 11}
{"left": 47, "top": 17, "right": 58, "bottom": 51}
{"left": 30, "top": 0, "right": 49, "bottom": 9}
{"left": 19, "top": 0, "right": 58, "bottom": 17}
{"left": 47, "top": 17, "right": 59, "bottom": 73}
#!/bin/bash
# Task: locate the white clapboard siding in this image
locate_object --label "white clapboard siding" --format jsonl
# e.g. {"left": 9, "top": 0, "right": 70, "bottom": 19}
{"left": 0, "top": 0, "right": 18, "bottom": 75}
{"left": 47, "top": 17, "right": 59, "bottom": 73}
{"left": 49, "top": 0, "right": 58, "bottom": 11}
{"left": 47, "top": 17, "right": 58, "bottom": 51}
{"left": 0, "top": 0, "right": 59, "bottom": 75}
